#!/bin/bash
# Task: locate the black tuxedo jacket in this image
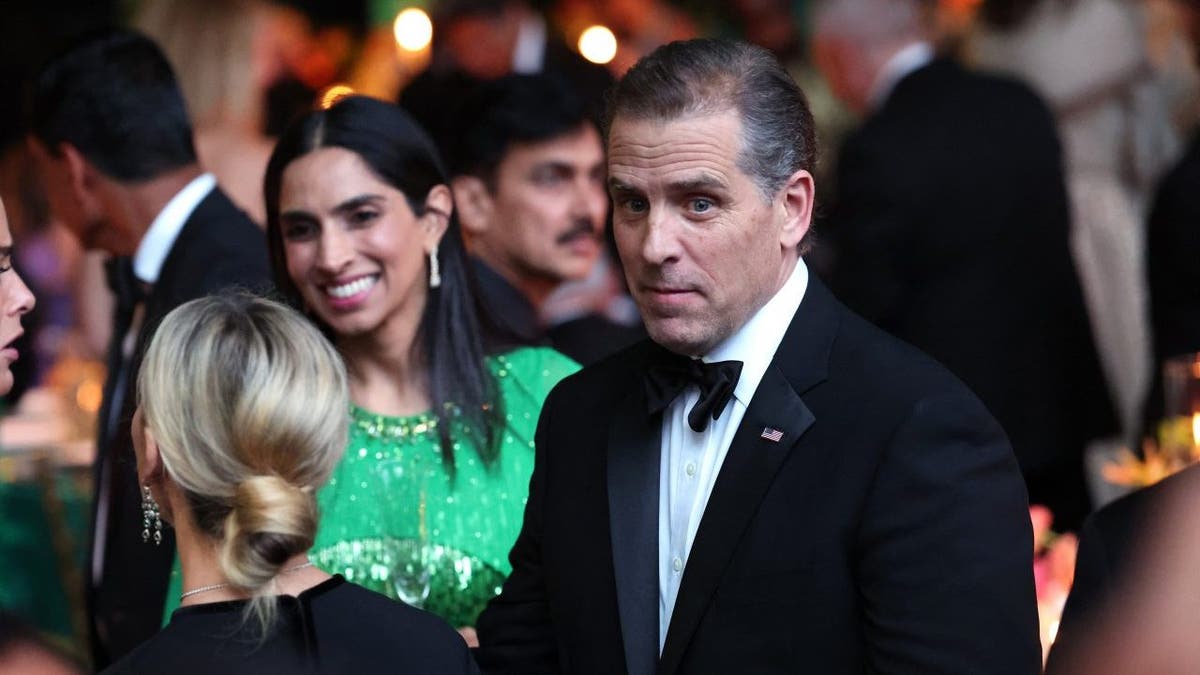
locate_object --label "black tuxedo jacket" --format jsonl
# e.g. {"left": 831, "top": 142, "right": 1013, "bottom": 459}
{"left": 828, "top": 58, "right": 1114, "bottom": 530}
{"left": 88, "top": 187, "right": 270, "bottom": 667}
{"left": 475, "top": 277, "right": 1041, "bottom": 674}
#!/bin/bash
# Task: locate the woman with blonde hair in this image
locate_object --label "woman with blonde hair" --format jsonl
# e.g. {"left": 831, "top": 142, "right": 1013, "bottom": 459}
{"left": 102, "top": 294, "right": 477, "bottom": 673}
{"left": 135, "top": 0, "right": 282, "bottom": 224}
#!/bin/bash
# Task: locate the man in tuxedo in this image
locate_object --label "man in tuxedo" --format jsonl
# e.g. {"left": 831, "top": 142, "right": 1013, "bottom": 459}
{"left": 475, "top": 38, "right": 1040, "bottom": 674}
{"left": 27, "top": 29, "right": 269, "bottom": 667}
{"left": 812, "top": 0, "right": 1114, "bottom": 531}
{"left": 449, "top": 74, "right": 641, "bottom": 365}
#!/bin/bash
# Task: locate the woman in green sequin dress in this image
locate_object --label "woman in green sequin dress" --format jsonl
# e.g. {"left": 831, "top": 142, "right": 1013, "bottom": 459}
{"left": 164, "top": 97, "right": 576, "bottom": 632}
{"left": 311, "top": 346, "right": 572, "bottom": 628}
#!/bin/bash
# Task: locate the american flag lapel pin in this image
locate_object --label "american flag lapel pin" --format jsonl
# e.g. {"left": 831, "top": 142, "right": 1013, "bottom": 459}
{"left": 760, "top": 427, "right": 784, "bottom": 443}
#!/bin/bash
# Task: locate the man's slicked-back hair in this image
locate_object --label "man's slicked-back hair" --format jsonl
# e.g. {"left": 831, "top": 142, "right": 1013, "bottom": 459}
{"left": 606, "top": 38, "right": 818, "bottom": 200}
{"left": 28, "top": 27, "right": 197, "bottom": 182}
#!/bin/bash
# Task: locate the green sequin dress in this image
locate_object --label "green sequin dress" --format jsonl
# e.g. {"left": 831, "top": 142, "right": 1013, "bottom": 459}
{"left": 163, "top": 347, "right": 577, "bottom": 629}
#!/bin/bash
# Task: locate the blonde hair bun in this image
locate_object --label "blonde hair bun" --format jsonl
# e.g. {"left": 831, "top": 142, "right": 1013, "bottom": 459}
{"left": 137, "top": 293, "right": 348, "bottom": 631}
{"left": 220, "top": 474, "right": 318, "bottom": 591}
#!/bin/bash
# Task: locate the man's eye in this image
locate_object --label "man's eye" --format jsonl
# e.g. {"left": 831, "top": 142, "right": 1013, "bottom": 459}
{"left": 533, "top": 172, "right": 565, "bottom": 186}
{"left": 690, "top": 198, "right": 714, "bottom": 213}
{"left": 624, "top": 198, "right": 648, "bottom": 213}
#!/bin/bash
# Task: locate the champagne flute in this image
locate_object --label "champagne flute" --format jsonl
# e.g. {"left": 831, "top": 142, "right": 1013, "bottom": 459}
{"left": 376, "top": 457, "right": 434, "bottom": 607}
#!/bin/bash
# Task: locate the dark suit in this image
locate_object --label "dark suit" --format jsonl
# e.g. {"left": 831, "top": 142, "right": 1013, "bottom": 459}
{"left": 1045, "top": 464, "right": 1200, "bottom": 672}
{"left": 828, "top": 58, "right": 1115, "bottom": 531}
{"left": 475, "top": 277, "right": 1040, "bottom": 674}
{"left": 88, "top": 187, "right": 270, "bottom": 667}
{"left": 471, "top": 257, "right": 644, "bottom": 366}
{"left": 1142, "top": 130, "right": 1200, "bottom": 428}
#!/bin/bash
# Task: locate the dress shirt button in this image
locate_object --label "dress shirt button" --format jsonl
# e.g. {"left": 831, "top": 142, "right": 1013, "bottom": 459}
{"left": 685, "top": 462, "right": 696, "bottom": 477}
{"left": 672, "top": 557, "right": 683, "bottom": 572}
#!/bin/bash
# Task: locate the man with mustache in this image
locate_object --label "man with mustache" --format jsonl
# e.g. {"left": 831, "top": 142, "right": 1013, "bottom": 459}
{"left": 450, "top": 74, "right": 640, "bottom": 364}
{"left": 474, "top": 39, "right": 1040, "bottom": 674}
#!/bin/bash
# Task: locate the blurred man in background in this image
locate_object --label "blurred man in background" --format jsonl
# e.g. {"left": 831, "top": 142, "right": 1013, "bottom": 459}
{"left": 401, "top": 0, "right": 612, "bottom": 160}
{"left": 813, "top": 0, "right": 1115, "bottom": 530}
{"left": 27, "top": 29, "right": 269, "bottom": 667}
{"left": 450, "top": 74, "right": 640, "bottom": 364}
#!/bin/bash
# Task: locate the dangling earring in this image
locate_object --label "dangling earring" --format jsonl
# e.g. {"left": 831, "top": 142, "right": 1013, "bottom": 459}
{"left": 141, "top": 485, "right": 162, "bottom": 546}
{"left": 428, "top": 244, "right": 441, "bottom": 289}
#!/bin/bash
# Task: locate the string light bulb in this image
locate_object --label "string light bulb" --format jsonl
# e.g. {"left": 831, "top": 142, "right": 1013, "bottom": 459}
{"left": 394, "top": 7, "right": 433, "bottom": 52}
{"left": 578, "top": 25, "right": 617, "bottom": 65}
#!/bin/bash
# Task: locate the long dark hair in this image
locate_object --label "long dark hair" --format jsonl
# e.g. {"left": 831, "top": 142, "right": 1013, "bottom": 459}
{"left": 263, "top": 95, "right": 500, "bottom": 467}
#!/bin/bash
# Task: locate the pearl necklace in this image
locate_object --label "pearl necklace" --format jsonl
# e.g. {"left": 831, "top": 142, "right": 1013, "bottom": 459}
{"left": 179, "top": 561, "right": 316, "bottom": 602}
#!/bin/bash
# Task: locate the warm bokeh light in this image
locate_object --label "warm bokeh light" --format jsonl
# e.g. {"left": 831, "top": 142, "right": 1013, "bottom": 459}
{"left": 394, "top": 7, "right": 433, "bottom": 52}
{"left": 578, "top": 25, "right": 617, "bottom": 65}
{"left": 320, "top": 84, "right": 355, "bottom": 109}
{"left": 1192, "top": 412, "right": 1199, "bottom": 448}
{"left": 76, "top": 380, "right": 102, "bottom": 414}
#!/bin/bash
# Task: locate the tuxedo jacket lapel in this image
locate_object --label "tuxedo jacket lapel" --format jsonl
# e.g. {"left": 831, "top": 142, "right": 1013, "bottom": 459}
{"left": 658, "top": 279, "right": 840, "bottom": 674}
{"left": 607, "top": 383, "right": 662, "bottom": 675}
{"left": 657, "top": 366, "right": 815, "bottom": 674}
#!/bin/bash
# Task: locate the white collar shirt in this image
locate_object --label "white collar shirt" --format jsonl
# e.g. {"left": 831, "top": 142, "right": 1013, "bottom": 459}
{"left": 869, "top": 41, "right": 934, "bottom": 110}
{"left": 93, "top": 172, "right": 216, "bottom": 583}
{"left": 511, "top": 14, "right": 547, "bottom": 74}
{"left": 132, "top": 172, "right": 216, "bottom": 284}
{"left": 657, "top": 259, "right": 810, "bottom": 651}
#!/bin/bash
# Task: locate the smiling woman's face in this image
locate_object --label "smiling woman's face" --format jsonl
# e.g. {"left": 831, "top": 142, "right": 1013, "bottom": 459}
{"left": 0, "top": 199, "right": 35, "bottom": 396}
{"left": 277, "top": 147, "right": 445, "bottom": 342}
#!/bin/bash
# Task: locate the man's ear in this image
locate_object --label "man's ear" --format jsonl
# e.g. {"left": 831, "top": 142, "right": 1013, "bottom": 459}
{"left": 450, "top": 175, "right": 494, "bottom": 237}
{"left": 777, "top": 168, "right": 815, "bottom": 250}
{"left": 60, "top": 143, "right": 105, "bottom": 215}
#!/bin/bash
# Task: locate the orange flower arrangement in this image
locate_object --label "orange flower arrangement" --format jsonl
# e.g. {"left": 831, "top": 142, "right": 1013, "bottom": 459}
{"left": 1104, "top": 415, "right": 1200, "bottom": 489}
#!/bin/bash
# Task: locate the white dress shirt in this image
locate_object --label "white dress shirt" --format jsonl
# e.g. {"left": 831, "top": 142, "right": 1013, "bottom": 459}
{"left": 92, "top": 171, "right": 216, "bottom": 582}
{"left": 657, "top": 259, "right": 810, "bottom": 651}
{"left": 868, "top": 41, "right": 934, "bottom": 110}
{"left": 133, "top": 172, "right": 216, "bottom": 284}
{"left": 511, "top": 13, "right": 547, "bottom": 75}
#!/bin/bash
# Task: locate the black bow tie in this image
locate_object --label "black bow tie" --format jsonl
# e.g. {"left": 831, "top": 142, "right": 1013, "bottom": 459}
{"left": 645, "top": 350, "right": 744, "bottom": 433}
{"left": 104, "top": 256, "right": 148, "bottom": 312}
